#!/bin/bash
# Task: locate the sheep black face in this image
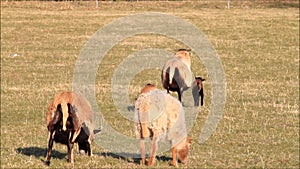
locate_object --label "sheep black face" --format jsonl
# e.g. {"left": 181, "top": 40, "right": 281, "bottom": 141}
{"left": 76, "top": 122, "right": 92, "bottom": 156}
{"left": 192, "top": 77, "right": 205, "bottom": 106}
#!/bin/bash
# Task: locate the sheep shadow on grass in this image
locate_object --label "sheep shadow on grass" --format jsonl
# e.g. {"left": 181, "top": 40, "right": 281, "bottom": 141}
{"left": 96, "top": 152, "right": 172, "bottom": 165}
{"left": 17, "top": 147, "right": 175, "bottom": 166}
{"left": 16, "top": 147, "right": 66, "bottom": 160}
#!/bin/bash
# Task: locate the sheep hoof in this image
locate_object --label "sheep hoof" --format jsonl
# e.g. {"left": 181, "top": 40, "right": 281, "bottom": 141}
{"left": 66, "top": 158, "right": 74, "bottom": 163}
{"left": 140, "top": 159, "right": 146, "bottom": 165}
{"left": 45, "top": 160, "right": 50, "bottom": 166}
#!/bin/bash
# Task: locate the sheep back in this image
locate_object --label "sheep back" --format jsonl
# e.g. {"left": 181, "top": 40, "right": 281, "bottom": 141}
{"left": 46, "top": 91, "right": 95, "bottom": 141}
{"left": 162, "top": 57, "right": 193, "bottom": 89}
{"left": 175, "top": 50, "right": 191, "bottom": 69}
{"left": 140, "top": 84, "right": 157, "bottom": 94}
{"left": 135, "top": 90, "right": 187, "bottom": 147}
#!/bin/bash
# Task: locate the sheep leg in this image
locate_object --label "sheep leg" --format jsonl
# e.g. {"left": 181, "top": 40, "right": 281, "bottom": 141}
{"left": 71, "top": 129, "right": 81, "bottom": 143}
{"left": 177, "top": 88, "right": 182, "bottom": 102}
{"left": 87, "top": 137, "right": 93, "bottom": 156}
{"left": 199, "top": 89, "right": 204, "bottom": 106}
{"left": 45, "top": 131, "right": 55, "bottom": 166}
{"left": 140, "top": 138, "right": 145, "bottom": 165}
{"left": 86, "top": 141, "right": 92, "bottom": 156}
{"left": 148, "top": 132, "right": 158, "bottom": 166}
{"left": 67, "top": 141, "right": 74, "bottom": 163}
{"left": 67, "top": 132, "right": 75, "bottom": 163}
{"left": 172, "top": 147, "right": 178, "bottom": 167}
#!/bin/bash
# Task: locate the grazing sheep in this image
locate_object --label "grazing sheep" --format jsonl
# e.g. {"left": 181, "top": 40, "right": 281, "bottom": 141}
{"left": 45, "top": 91, "right": 95, "bottom": 166}
{"left": 135, "top": 84, "right": 192, "bottom": 167}
{"left": 192, "top": 77, "right": 205, "bottom": 106}
{"left": 161, "top": 49, "right": 193, "bottom": 102}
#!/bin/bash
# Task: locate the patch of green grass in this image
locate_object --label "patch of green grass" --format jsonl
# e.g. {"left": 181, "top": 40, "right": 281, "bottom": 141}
{"left": 1, "top": 1, "right": 299, "bottom": 168}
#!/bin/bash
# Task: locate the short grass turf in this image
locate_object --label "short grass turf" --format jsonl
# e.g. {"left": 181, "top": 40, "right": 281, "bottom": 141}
{"left": 1, "top": 1, "right": 299, "bottom": 168}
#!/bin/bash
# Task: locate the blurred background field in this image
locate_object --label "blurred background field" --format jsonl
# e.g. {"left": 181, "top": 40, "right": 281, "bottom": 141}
{"left": 1, "top": 0, "right": 299, "bottom": 168}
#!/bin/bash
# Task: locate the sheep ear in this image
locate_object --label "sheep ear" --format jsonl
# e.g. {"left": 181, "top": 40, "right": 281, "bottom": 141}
{"left": 56, "top": 103, "right": 61, "bottom": 110}
{"left": 186, "top": 137, "right": 192, "bottom": 148}
{"left": 93, "top": 129, "right": 102, "bottom": 134}
{"left": 196, "top": 77, "right": 205, "bottom": 82}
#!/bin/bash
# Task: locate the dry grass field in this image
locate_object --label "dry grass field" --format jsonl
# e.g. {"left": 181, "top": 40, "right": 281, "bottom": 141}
{"left": 1, "top": 1, "right": 299, "bottom": 168}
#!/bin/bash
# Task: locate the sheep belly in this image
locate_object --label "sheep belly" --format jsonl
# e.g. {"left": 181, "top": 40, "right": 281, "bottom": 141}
{"left": 53, "top": 128, "right": 89, "bottom": 143}
{"left": 53, "top": 130, "right": 71, "bottom": 145}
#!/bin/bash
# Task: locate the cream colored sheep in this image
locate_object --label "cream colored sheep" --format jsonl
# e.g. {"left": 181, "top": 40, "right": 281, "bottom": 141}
{"left": 134, "top": 84, "right": 192, "bottom": 167}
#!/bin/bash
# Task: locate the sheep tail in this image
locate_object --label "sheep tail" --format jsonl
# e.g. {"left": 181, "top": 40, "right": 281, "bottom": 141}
{"left": 141, "top": 123, "right": 149, "bottom": 138}
{"left": 61, "top": 103, "right": 69, "bottom": 131}
{"left": 138, "top": 111, "right": 150, "bottom": 138}
{"left": 168, "top": 66, "right": 174, "bottom": 85}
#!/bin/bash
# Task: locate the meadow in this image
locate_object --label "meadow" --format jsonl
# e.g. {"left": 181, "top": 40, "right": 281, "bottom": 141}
{"left": 1, "top": 1, "right": 299, "bottom": 168}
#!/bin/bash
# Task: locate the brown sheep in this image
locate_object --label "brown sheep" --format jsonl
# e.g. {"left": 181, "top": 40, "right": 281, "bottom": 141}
{"left": 135, "top": 84, "right": 192, "bottom": 167}
{"left": 45, "top": 91, "right": 94, "bottom": 166}
{"left": 161, "top": 49, "right": 193, "bottom": 102}
{"left": 192, "top": 77, "right": 205, "bottom": 106}
{"left": 162, "top": 49, "right": 205, "bottom": 106}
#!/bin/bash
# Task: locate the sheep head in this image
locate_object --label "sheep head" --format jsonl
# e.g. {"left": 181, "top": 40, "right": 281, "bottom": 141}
{"left": 177, "top": 137, "right": 192, "bottom": 164}
{"left": 140, "top": 83, "right": 157, "bottom": 94}
{"left": 195, "top": 77, "right": 205, "bottom": 91}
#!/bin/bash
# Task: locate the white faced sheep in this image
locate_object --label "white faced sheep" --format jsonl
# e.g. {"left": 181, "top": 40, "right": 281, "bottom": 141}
{"left": 134, "top": 84, "right": 192, "bottom": 167}
{"left": 45, "top": 91, "right": 95, "bottom": 166}
{"left": 161, "top": 49, "right": 205, "bottom": 106}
